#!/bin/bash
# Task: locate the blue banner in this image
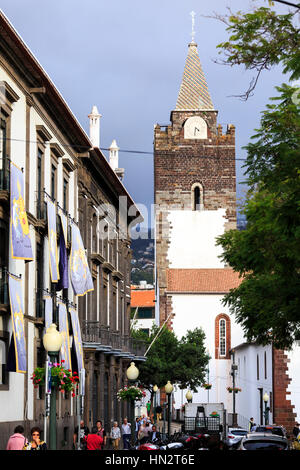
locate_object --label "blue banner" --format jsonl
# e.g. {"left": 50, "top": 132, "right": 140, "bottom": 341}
{"left": 58, "top": 302, "right": 71, "bottom": 371}
{"left": 70, "top": 308, "right": 84, "bottom": 372}
{"left": 47, "top": 197, "right": 59, "bottom": 283}
{"left": 70, "top": 222, "right": 93, "bottom": 296}
{"left": 57, "top": 218, "right": 68, "bottom": 292}
{"left": 8, "top": 274, "right": 26, "bottom": 373}
{"left": 58, "top": 208, "right": 68, "bottom": 245}
{"left": 44, "top": 295, "right": 53, "bottom": 331}
{"left": 10, "top": 162, "right": 33, "bottom": 260}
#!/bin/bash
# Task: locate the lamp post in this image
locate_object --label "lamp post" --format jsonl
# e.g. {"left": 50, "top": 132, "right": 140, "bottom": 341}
{"left": 263, "top": 392, "right": 270, "bottom": 425}
{"left": 153, "top": 385, "right": 158, "bottom": 424}
{"left": 43, "top": 324, "right": 63, "bottom": 450}
{"left": 186, "top": 390, "right": 193, "bottom": 403}
{"left": 165, "top": 381, "right": 173, "bottom": 438}
{"left": 126, "top": 362, "right": 139, "bottom": 447}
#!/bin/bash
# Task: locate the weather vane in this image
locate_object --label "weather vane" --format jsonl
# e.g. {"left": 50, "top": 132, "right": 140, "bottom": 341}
{"left": 190, "top": 11, "right": 196, "bottom": 43}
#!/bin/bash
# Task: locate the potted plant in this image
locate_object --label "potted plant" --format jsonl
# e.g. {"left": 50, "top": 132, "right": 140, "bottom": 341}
{"left": 117, "top": 385, "right": 146, "bottom": 402}
{"left": 31, "top": 360, "right": 80, "bottom": 397}
{"left": 227, "top": 386, "right": 233, "bottom": 393}
{"left": 210, "top": 411, "right": 220, "bottom": 418}
{"left": 203, "top": 383, "right": 212, "bottom": 390}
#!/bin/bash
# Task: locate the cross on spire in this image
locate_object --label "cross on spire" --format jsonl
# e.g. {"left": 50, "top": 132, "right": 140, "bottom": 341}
{"left": 190, "top": 11, "right": 196, "bottom": 43}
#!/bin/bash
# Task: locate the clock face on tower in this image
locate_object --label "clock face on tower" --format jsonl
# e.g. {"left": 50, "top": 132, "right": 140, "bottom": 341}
{"left": 184, "top": 116, "right": 207, "bottom": 140}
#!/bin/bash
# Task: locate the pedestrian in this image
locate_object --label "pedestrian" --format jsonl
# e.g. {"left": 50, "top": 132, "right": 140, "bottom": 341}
{"left": 135, "top": 417, "right": 141, "bottom": 441}
{"left": 73, "top": 419, "right": 89, "bottom": 450}
{"left": 249, "top": 417, "right": 255, "bottom": 432}
{"left": 121, "top": 418, "right": 131, "bottom": 449}
{"left": 293, "top": 423, "right": 300, "bottom": 439}
{"left": 149, "top": 425, "right": 161, "bottom": 443}
{"left": 138, "top": 420, "right": 151, "bottom": 444}
{"left": 146, "top": 400, "right": 151, "bottom": 417}
{"left": 23, "top": 427, "right": 47, "bottom": 450}
{"left": 110, "top": 421, "right": 121, "bottom": 450}
{"left": 6, "top": 425, "right": 28, "bottom": 450}
{"left": 85, "top": 426, "right": 103, "bottom": 450}
{"left": 95, "top": 420, "right": 107, "bottom": 449}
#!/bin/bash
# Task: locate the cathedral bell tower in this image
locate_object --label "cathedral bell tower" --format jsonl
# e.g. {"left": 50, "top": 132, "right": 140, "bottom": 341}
{"left": 154, "top": 19, "right": 237, "bottom": 326}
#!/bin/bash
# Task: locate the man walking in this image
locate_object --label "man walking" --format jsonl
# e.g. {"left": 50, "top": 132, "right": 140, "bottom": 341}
{"left": 121, "top": 418, "right": 131, "bottom": 450}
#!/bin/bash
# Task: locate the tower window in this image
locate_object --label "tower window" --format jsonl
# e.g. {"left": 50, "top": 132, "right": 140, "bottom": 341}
{"left": 191, "top": 183, "right": 204, "bottom": 211}
{"left": 219, "top": 319, "right": 226, "bottom": 357}
{"left": 215, "top": 314, "right": 231, "bottom": 359}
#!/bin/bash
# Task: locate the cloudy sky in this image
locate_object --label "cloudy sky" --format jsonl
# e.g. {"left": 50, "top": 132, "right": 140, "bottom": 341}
{"left": 1, "top": 0, "right": 288, "bottom": 217}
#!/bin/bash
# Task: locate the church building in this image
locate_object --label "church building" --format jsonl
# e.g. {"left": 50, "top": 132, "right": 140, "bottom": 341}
{"left": 154, "top": 31, "right": 299, "bottom": 433}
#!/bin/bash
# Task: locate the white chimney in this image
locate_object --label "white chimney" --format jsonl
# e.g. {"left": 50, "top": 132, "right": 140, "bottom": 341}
{"left": 109, "top": 139, "right": 119, "bottom": 171}
{"left": 88, "top": 105, "right": 101, "bottom": 148}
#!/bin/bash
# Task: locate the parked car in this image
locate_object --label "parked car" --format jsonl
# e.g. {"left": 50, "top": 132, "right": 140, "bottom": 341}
{"left": 252, "top": 425, "right": 287, "bottom": 438}
{"left": 238, "top": 433, "right": 289, "bottom": 450}
{"left": 224, "top": 428, "right": 248, "bottom": 449}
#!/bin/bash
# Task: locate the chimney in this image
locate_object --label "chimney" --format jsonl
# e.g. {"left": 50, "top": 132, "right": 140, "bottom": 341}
{"left": 88, "top": 105, "right": 101, "bottom": 147}
{"left": 109, "top": 139, "right": 125, "bottom": 180}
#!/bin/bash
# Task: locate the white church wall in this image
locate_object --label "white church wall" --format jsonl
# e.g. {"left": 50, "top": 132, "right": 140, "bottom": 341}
{"left": 167, "top": 209, "right": 226, "bottom": 269}
{"left": 171, "top": 293, "right": 245, "bottom": 410}
{"left": 287, "top": 344, "right": 300, "bottom": 422}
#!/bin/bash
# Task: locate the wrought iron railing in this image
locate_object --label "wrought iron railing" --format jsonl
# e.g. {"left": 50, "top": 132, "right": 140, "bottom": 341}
{"left": 81, "top": 321, "right": 146, "bottom": 357}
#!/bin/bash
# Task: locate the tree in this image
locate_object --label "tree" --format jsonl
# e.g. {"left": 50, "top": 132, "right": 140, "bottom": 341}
{"left": 214, "top": 4, "right": 300, "bottom": 349}
{"left": 131, "top": 325, "right": 209, "bottom": 394}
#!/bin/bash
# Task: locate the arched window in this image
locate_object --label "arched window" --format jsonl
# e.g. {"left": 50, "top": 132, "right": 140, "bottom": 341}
{"left": 191, "top": 183, "right": 204, "bottom": 211}
{"left": 215, "top": 314, "right": 231, "bottom": 359}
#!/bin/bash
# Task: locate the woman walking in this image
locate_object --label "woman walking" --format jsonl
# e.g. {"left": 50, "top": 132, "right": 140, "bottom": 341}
{"left": 110, "top": 421, "right": 121, "bottom": 450}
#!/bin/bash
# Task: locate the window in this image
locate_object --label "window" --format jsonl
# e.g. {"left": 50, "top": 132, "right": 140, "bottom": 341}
{"left": 264, "top": 351, "right": 267, "bottom": 380}
{"left": 219, "top": 319, "right": 226, "bottom": 357}
{"left": 215, "top": 314, "right": 231, "bottom": 359}
{"left": 0, "top": 334, "right": 9, "bottom": 388}
{"left": 0, "top": 119, "right": 7, "bottom": 190}
{"left": 51, "top": 164, "right": 56, "bottom": 200}
{"left": 63, "top": 178, "right": 69, "bottom": 212}
{"left": 191, "top": 183, "right": 204, "bottom": 211}
{"left": 136, "top": 308, "right": 154, "bottom": 319}
{"left": 36, "top": 242, "right": 44, "bottom": 318}
{"left": 257, "top": 355, "right": 260, "bottom": 381}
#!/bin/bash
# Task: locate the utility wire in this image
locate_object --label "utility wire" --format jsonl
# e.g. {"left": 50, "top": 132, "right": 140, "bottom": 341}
{"left": 271, "top": 0, "right": 300, "bottom": 8}
{"left": 2, "top": 136, "right": 247, "bottom": 161}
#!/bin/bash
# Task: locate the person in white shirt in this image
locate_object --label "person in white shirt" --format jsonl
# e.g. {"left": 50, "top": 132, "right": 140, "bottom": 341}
{"left": 121, "top": 418, "right": 131, "bottom": 449}
{"left": 110, "top": 421, "right": 121, "bottom": 450}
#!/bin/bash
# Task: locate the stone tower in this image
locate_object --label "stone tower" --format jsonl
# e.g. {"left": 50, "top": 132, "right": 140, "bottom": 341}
{"left": 154, "top": 39, "right": 237, "bottom": 327}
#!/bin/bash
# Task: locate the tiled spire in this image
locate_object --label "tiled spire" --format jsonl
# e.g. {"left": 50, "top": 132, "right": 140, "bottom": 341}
{"left": 175, "top": 42, "right": 214, "bottom": 111}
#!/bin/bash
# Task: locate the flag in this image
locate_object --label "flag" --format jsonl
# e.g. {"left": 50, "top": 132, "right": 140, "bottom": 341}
{"left": 58, "top": 207, "right": 68, "bottom": 245}
{"left": 70, "top": 221, "right": 93, "bottom": 296}
{"left": 56, "top": 218, "right": 68, "bottom": 291}
{"left": 10, "top": 162, "right": 33, "bottom": 260}
{"left": 47, "top": 196, "right": 59, "bottom": 282}
{"left": 8, "top": 274, "right": 26, "bottom": 373}
{"left": 44, "top": 295, "right": 53, "bottom": 331}
{"left": 58, "top": 302, "right": 71, "bottom": 371}
{"left": 70, "top": 308, "right": 84, "bottom": 372}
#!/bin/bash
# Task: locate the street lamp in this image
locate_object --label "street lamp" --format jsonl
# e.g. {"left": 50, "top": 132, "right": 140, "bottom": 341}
{"left": 186, "top": 390, "right": 193, "bottom": 403}
{"left": 126, "top": 362, "right": 139, "bottom": 447}
{"left": 43, "top": 324, "right": 63, "bottom": 450}
{"left": 165, "top": 381, "right": 173, "bottom": 438}
{"left": 263, "top": 392, "right": 270, "bottom": 425}
{"left": 153, "top": 385, "right": 158, "bottom": 424}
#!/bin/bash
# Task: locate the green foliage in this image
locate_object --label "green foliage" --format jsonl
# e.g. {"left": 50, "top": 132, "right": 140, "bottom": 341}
{"left": 117, "top": 385, "right": 146, "bottom": 402}
{"left": 131, "top": 325, "right": 209, "bottom": 392}
{"left": 216, "top": 6, "right": 300, "bottom": 98}
{"left": 30, "top": 361, "right": 79, "bottom": 396}
{"left": 217, "top": 85, "right": 300, "bottom": 349}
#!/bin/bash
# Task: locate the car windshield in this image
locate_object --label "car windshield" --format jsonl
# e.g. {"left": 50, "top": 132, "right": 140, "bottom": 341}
{"left": 230, "top": 430, "right": 248, "bottom": 436}
{"left": 255, "top": 427, "right": 284, "bottom": 437}
{"left": 243, "top": 440, "right": 287, "bottom": 450}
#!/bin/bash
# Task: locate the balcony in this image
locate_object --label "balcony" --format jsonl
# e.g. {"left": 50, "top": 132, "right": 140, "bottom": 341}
{"left": 81, "top": 321, "right": 147, "bottom": 361}
{"left": 0, "top": 157, "right": 10, "bottom": 202}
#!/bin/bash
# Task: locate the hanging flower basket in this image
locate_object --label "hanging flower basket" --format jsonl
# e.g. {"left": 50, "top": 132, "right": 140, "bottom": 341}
{"left": 30, "top": 360, "right": 80, "bottom": 397}
{"left": 210, "top": 412, "right": 220, "bottom": 418}
{"left": 203, "top": 383, "right": 212, "bottom": 390}
{"left": 117, "top": 385, "right": 146, "bottom": 402}
{"left": 227, "top": 386, "right": 242, "bottom": 394}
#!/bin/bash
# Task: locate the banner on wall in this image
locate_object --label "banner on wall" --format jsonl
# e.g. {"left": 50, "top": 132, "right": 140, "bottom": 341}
{"left": 70, "top": 308, "right": 84, "bottom": 372}
{"left": 58, "top": 302, "right": 71, "bottom": 371}
{"left": 44, "top": 295, "right": 53, "bottom": 331}
{"left": 57, "top": 215, "right": 69, "bottom": 292}
{"left": 8, "top": 274, "right": 26, "bottom": 373}
{"left": 58, "top": 207, "right": 68, "bottom": 245}
{"left": 46, "top": 196, "right": 59, "bottom": 283}
{"left": 70, "top": 221, "right": 93, "bottom": 297}
{"left": 10, "top": 162, "right": 33, "bottom": 260}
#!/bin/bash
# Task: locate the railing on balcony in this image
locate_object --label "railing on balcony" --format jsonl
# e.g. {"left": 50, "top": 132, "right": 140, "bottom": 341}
{"left": 36, "top": 189, "right": 47, "bottom": 220}
{"left": 0, "top": 157, "right": 10, "bottom": 191}
{"left": 0, "top": 266, "right": 8, "bottom": 305}
{"left": 81, "top": 321, "right": 147, "bottom": 357}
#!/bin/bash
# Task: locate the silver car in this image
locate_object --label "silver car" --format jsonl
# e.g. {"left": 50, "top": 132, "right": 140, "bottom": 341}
{"left": 225, "top": 428, "right": 248, "bottom": 449}
{"left": 238, "top": 432, "right": 289, "bottom": 450}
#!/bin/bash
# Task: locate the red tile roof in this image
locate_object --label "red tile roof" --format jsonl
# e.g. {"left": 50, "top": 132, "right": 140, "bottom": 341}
{"left": 131, "top": 289, "right": 155, "bottom": 307}
{"left": 167, "top": 269, "right": 242, "bottom": 293}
